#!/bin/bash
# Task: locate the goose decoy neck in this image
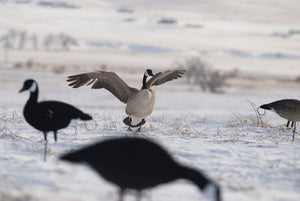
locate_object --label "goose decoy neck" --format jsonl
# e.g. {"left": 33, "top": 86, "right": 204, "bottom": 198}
{"left": 179, "top": 166, "right": 221, "bottom": 201}
{"left": 141, "top": 69, "right": 154, "bottom": 90}
{"left": 27, "top": 85, "right": 39, "bottom": 104}
{"left": 179, "top": 166, "right": 209, "bottom": 189}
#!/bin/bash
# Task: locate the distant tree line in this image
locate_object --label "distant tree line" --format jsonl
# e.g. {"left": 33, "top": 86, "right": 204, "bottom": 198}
{"left": 0, "top": 29, "right": 78, "bottom": 62}
{"left": 0, "top": 29, "right": 78, "bottom": 51}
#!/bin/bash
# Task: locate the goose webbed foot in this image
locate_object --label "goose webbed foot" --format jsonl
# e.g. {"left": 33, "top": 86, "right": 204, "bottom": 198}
{"left": 135, "top": 119, "right": 146, "bottom": 132}
{"left": 123, "top": 117, "right": 146, "bottom": 132}
{"left": 136, "top": 119, "right": 146, "bottom": 127}
{"left": 123, "top": 117, "right": 131, "bottom": 127}
{"left": 135, "top": 126, "right": 142, "bottom": 133}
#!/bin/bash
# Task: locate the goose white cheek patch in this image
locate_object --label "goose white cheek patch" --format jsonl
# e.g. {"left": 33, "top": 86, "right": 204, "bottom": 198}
{"left": 203, "top": 183, "right": 218, "bottom": 201}
{"left": 145, "top": 70, "right": 153, "bottom": 77}
{"left": 29, "top": 82, "right": 37, "bottom": 92}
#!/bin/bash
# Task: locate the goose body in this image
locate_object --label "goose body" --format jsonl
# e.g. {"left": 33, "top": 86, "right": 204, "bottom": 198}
{"left": 126, "top": 88, "right": 156, "bottom": 125}
{"left": 60, "top": 137, "right": 221, "bottom": 201}
{"left": 23, "top": 100, "right": 90, "bottom": 133}
{"left": 260, "top": 99, "right": 300, "bottom": 141}
{"left": 20, "top": 79, "right": 92, "bottom": 161}
{"left": 67, "top": 69, "right": 185, "bottom": 131}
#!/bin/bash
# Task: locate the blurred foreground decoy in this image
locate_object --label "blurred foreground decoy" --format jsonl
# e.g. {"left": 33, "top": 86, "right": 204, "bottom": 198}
{"left": 260, "top": 99, "right": 300, "bottom": 141}
{"left": 67, "top": 69, "right": 185, "bottom": 132}
{"left": 60, "top": 137, "right": 221, "bottom": 201}
{"left": 20, "top": 79, "right": 92, "bottom": 161}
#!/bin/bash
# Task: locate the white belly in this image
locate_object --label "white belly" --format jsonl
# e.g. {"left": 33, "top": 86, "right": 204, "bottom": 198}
{"left": 126, "top": 89, "right": 156, "bottom": 123}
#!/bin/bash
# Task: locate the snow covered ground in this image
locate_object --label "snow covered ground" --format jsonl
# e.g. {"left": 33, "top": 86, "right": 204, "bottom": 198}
{"left": 1, "top": 69, "right": 299, "bottom": 201}
{"left": 0, "top": 0, "right": 300, "bottom": 201}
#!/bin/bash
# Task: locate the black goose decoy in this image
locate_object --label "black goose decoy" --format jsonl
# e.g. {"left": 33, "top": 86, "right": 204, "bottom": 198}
{"left": 260, "top": 99, "right": 300, "bottom": 141}
{"left": 60, "top": 137, "right": 221, "bottom": 201}
{"left": 67, "top": 69, "right": 185, "bottom": 132}
{"left": 20, "top": 79, "right": 92, "bottom": 161}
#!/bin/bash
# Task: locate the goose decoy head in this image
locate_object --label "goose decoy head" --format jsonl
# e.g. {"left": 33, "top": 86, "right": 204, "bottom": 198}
{"left": 19, "top": 79, "right": 37, "bottom": 93}
{"left": 145, "top": 69, "right": 154, "bottom": 77}
{"left": 259, "top": 104, "right": 272, "bottom": 110}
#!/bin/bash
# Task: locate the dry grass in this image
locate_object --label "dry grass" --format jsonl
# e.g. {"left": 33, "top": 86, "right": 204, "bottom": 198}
{"left": 102, "top": 118, "right": 119, "bottom": 131}
{"left": 226, "top": 100, "right": 297, "bottom": 143}
{"left": 0, "top": 191, "right": 36, "bottom": 201}
{"left": 247, "top": 99, "right": 265, "bottom": 127}
{"left": 148, "top": 115, "right": 195, "bottom": 136}
{"left": 0, "top": 112, "right": 24, "bottom": 140}
{"left": 228, "top": 100, "right": 272, "bottom": 128}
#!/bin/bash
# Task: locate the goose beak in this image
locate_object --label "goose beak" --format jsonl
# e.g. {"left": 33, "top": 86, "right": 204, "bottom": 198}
{"left": 146, "top": 69, "right": 154, "bottom": 76}
{"left": 19, "top": 87, "right": 26, "bottom": 93}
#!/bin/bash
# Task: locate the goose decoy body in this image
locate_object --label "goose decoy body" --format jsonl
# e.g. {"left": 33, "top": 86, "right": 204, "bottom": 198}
{"left": 20, "top": 79, "right": 92, "bottom": 161}
{"left": 260, "top": 99, "right": 300, "bottom": 141}
{"left": 60, "top": 137, "right": 221, "bottom": 201}
{"left": 67, "top": 69, "right": 185, "bottom": 131}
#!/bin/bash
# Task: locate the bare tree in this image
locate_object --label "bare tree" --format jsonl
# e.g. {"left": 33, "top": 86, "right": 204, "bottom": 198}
{"left": 59, "top": 33, "right": 78, "bottom": 51}
{"left": 43, "top": 34, "right": 54, "bottom": 51}
{"left": 177, "top": 57, "right": 227, "bottom": 93}
{"left": 0, "top": 34, "right": 13, "bottom": 63}
{"left": 31, "top": 34, "right": 38, "bottom": 50}
{"left": 206, "top": 70, "right": 226, "bottom": 92}
{"left": 18, "top": 31, "right": 27, "bottom": 50}
{"left": 43, "top": 33, "right": 78, "bottom": 51}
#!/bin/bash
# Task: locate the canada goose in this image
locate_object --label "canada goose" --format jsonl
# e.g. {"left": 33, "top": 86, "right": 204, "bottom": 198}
{"left": 260, "top": 99, "right": 300, "bottom": 141}
{"left": 67, "top": 69, "right": 185, "bottom": 131}
{"left": 60, "top": 137, "right": 221, "bottom": 201}
{"left": 19, "top": 79, "right": 92, "bottom": 161}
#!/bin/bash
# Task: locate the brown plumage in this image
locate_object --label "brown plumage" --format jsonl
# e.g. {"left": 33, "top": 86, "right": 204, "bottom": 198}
{"left": 67, "top": 69, "right": 185, "bottom": 131}
{"left": 67, "top": 71, "right": 138, "bottom": 103}
{"left": 260, "top": 99, "right": 300, "bottom": 141}
{"left": 146, "top": 70, "right": 185, "bottom": 88}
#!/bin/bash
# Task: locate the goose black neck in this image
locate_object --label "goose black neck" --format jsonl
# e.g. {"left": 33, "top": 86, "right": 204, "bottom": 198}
{"left": 28, "top": 87, "right": 39, "bottom": 104}
{"left": 142, "top": 74, "right": 148, "bottom": 90}
{"left": 180, "top": 166, "right": 221, "bottom": 201}
{"left": 179, "top": 166, "right": 210, "bottom": 190}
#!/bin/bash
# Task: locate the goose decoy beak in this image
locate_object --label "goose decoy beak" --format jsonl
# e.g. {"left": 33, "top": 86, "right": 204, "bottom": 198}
{"left": 19, "top": 87, "right": 26, "bottom": 93}
{"left": 19, "top": 79, "right": 37, "bottom": 93}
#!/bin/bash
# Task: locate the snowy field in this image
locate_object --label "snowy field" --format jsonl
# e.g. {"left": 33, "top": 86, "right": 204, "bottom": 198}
{"left": 1, "top": 0, "right": 300, "bottom": 201}
{"left": 0, "top": 69, "right": 300, "bottom": 201}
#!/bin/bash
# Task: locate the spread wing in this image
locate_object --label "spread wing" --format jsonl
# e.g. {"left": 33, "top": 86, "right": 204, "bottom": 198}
{"left": 146, "top": 69, "right": 186, "bottom": 88}
{"left": 67, "top": 71, "right": 138, "bottom": 103}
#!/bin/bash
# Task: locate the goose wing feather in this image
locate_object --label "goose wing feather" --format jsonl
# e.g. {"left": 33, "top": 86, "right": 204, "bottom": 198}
{"left": 146, "top": 69, "right": 186, "bottom": 88}
{"left": 67, "top": 71, "right": 138, "bottom": 103}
